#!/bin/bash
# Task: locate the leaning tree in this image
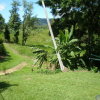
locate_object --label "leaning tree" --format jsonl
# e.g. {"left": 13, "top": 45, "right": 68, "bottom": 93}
{"left": 38, "top": 0, "right": 100, "bottom": 69}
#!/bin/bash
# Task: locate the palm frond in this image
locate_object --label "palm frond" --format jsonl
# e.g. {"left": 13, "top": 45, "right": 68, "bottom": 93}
{"left": 69, "top": 39, "right": 78, "bottom": 44}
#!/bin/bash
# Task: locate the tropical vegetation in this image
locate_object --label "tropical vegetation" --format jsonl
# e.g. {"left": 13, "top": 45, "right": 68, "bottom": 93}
{"left": 0, "top": 0, "right": 100, "bottom": 99}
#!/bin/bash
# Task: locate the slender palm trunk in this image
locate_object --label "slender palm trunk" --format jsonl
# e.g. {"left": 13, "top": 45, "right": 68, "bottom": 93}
{"left": 41, "top": 0, "right": 68, "bottom": 72}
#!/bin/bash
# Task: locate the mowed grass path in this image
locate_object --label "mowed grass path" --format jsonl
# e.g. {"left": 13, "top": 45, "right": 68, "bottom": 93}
{"left": 0, "top": 43, "right": 33, "bottom": 71}
{"left": 0, "top": 43, "right": 25, "bottom": 71}
{"left": 0, "top": 68, "right": 100, "bottom": 100}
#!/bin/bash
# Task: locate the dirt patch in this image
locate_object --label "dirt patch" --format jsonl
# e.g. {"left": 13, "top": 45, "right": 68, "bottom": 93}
{"left": 0, "top": 62, "right": 27, "bottom": 75}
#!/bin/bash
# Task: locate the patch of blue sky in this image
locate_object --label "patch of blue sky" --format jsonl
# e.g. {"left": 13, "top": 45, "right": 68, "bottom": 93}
{"left": 0, "top": 0, "right": 53, "bottom": 23}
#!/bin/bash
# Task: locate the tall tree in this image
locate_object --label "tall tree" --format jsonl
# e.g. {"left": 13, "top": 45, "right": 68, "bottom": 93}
{"left": 0, "top": 14, "right": 5, "bottom": 34}
{"left": 9, "top": 0, "right": 21, "bottom": 43}
{"left": 38, "top": 0, "right": 100, "bottom": 37}
{"left": 38, "top": 0, "right": 100, "bottom": 55}
{"left": 22, "top": 0, "right": 35, "bottom": 45}
{"left": 4, "top": 24, "right": 10, "bottom": 42}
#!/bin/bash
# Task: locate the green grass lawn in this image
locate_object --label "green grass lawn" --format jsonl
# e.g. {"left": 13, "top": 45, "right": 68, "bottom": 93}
{"left": 0, "top": 68, "right": 100, "bottom": 100}
{"left": 6, "top": 43, "right": 34, "bottom": 58}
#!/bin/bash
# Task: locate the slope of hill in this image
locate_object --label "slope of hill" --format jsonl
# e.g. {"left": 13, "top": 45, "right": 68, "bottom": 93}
{"left": 36, "top": 18, "right": 53, "bottom": 26}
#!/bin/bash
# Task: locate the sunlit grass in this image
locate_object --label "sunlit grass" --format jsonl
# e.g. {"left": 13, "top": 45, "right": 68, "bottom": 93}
{"left": 0, "top": 68, "right": 100, "bottom": 100}
{"left": 0, "top": 44, "right": 25, "bottom": 71}
{"left": 24, "top": 29, "right": 53, "bottom": 46}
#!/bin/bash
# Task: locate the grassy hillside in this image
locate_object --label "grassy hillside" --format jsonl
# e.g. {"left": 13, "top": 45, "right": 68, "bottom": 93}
{"left": 17, "top": 28, "right": 53, "bottom": 46}
{"left": 26, "top": 29, "right": 53, "bottom": 46}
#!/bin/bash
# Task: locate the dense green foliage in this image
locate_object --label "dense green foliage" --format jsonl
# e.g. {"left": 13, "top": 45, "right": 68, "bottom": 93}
{"left": 0, "top": 15, "right": 6, "bottom": 55}
{"left": 0, "top": 40, "right": 6, "bottom": 56}
{"left": 22, "top": 0, "right": 36, "bottom": 45}
{"left": 57, "top": 26, "right": 86, "bottom": 70}
{"left": 9, "top": 0, "right": 21, "bottom": 43}
{"left": 4, "top": 24, "right": 10, "bottom": 42}
{"left": 38, "top": 0, "right": 100, "bottom": 36}
{"left": 0, "top": 14, "right": 5, "bottom": 33}
{"left": 38, "top": 0, "right": 100, "bottom": 70}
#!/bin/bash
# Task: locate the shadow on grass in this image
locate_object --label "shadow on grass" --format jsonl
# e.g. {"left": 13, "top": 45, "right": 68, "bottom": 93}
{"left": 0, "top": 43, "right": 12, "bottom": 63}
{"left": 0, "top": 82, "right": 18, "bottom": 93}
{"left": 0, "top": 54, "right": 12, "bottom": 71}
{"left": 0, "top": 82, "right": 18, "bottom": 100}
{"left": 0, "top": 54, "right": 11, "bottom": 63}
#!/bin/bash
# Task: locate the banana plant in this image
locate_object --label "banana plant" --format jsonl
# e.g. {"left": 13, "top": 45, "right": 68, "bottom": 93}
{"left": 57, "top": 26, "right": 86, "bottom": 69}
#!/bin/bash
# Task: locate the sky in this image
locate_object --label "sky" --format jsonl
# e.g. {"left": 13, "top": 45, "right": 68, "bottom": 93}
{"left": 0, "top": 0, "right": 53, "bottom": 22}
